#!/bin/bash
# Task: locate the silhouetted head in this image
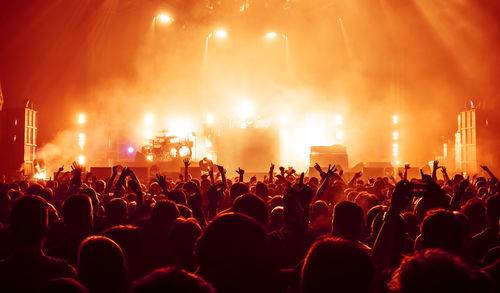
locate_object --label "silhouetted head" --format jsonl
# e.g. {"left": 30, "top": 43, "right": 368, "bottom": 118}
{"left": 421, "top": 209, "right": 465, "bottom": 255}
{"left": 78, "top": 236, "right": 128, "bottom": 293}
{"left": 332, "top": 201, "right": 364, "bottom": 242}
{"left": 10, "top": 195, "right": 48, "bottom": 247}
{"left": 269, "top": 195, "right": 284, "bottom": 210}
{"left": 390, "top": 249, "right": 472, "bottom": 293}
{"left": 232, "top": 193, "right": 268, "bottom": 226}
{"left": 255, "top": 182, "right": 269, "bottom": 202}
{"left": 195, "top": 213, "right": 273, "bottom": 293}
{"left": 132, "top": 267, "right": 214, "bottom": 293}
{"left": 150, "top": 199, "right": 179, "bottom": 229}
{"left": 269, "top": 206, "right": 284, "bottom": 231}
{"left": 103, "top": 225, "right": 141, "bottom": 279}
{"left": 486, "top": 194, "right": 500, "bottom": 223}
{"left": 40, "top": 278, "right": 89, "bottom": 293}
{"left": 168, "top": 218, "right": 202, "bottom": 271}
{"left": 92, "top": 180, "right": 106, "bottom": 195}
{"left": 167, "top": 189, "right": 187, "bottom": 205}
{"left": 81, "top": 188, "right": 100, "bottom": 217}
{"left": 183, "top": 182, "right": 198, "bottom": 196}
{"left": 311, "top": 200, "right": 329, "bottom": 222}
{"left": 105, "top": 198, "right": 128, "bottom": 225}
{"left": 177, "top": 204, "right": 193, "bottom": 218}
{"left": 63, "top": 194, "right": 93, "bottom": 236}
{"left": 301, "top": 237, "right": 374, "bottom": 293}
{"left": 229, "top": 183, "right": 249, "bottom": 202}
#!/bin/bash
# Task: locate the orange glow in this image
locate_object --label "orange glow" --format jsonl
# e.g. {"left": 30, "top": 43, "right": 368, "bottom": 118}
{"left": 215, "top": 29, "right": 227, "bottom": 38}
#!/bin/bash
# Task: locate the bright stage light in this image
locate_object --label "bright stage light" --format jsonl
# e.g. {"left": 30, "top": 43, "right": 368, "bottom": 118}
{"left": 393, "top": 131, "right": 399, "bottom": 141}
{"left": 237, "top": 100, "right": 255, "bottom": 120}
{"left": 205, "top": 140, "right": 212, "bottom": 148}
{"left": 170, "top": 148, "right": 177, "bottom": 156}
{"left": 78, "top": 155, "right": 86, "bottom": 165}
{"left": 144, "top": 114, "right": 154, "bottom": 125}
{"left": 146, "top": 155, "right": 153, "bottom": 161}
{"left": 336, "top": 130, "right": 343, "bottom": 140}
{"left": 34, "top": 171, "right": 47, "bottom": 180}
{"left": 206, "top": 153, "right": 213, "bottom": 161}
{"left": 78, "top": 133, "right": 86, "bottom": 150}
{"left": 266, "top": 32, "right": 277, "bottom": 39}
{"left": 127, "top": 146, "right": 134, "bottom": 154}
{"left": 336, "top": 115, "right": 343, "bottom": 125}
{"left": 179, "top": 146, "right": 190, "bottom": 157}
{"left": 206, "top": 113, "right": 214, "bottom": 124}
{"left": 393, "top": 115, "right": 399, "bottom": 124}
{"left": 155, "top": 13, "right": 173, "bottom": 24}
{"left": 215, "top": 29, "right": 227, "bottom": 38}
{"left": 78, "top": 113, "right": 86, "bottom": 125}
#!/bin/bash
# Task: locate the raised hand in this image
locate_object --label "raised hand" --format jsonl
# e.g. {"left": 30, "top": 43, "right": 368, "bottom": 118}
{"left": 299, "top": 172, "right": 305, "bottom": 187}
{"left": 112, "top": 165, "right": 121, "bottom": 175}
{"left": 389, "top": 180, "right": 412, "bottom": 215}
{"left": 155, "top": 174, "right": 168, "bottom": 193}
{"left": 183, "top": 158, "right": 191, "bottom": 167}
{"left": 57, "top": 165, "right": 64, "bottom": 173}
{"left": 216, "top": 165, "right": 226, "bottom": 175}
{"left": 236, "top": 168, "right": 245, "bottom": 182}
{"left": 269, "top": 163, "right": 275, "bottom": 183}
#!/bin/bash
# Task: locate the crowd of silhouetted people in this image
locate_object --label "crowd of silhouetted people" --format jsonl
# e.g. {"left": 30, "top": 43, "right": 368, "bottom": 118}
{"left": 0, "top": 159, "right": 499, "bottom": 293}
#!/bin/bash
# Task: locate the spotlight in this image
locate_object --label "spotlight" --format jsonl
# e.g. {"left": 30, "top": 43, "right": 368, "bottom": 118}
{"left": 155, "top": 13, "right": 173, "bottom": 24}
{"left": 215, "top": 29, "right": 227, "bottom": 38}
{"left": 179, "top": 146, "right": 190, "bottom": 157}
{"left": 393, "top": 115, "right": 399, "bottom": 124}
{"left": 146, "top": 155, "right": 153, "bottom": 161}
{"left": 336, "top": 115, "right": 343, "bottom": 125}
{"left": 266, "top": 32, "right": 277, "bottom": 39}
{"left": 78, "top": 155, "right": 86, "bottom": 165}
{"left": 78, "top": 113, "right": 86, "bottom": 125}
{"left": 127, "top": 147, "right": 134, "bottom": 154}
{"left": 336, "top": 130, "right": 343, "bottom": 140}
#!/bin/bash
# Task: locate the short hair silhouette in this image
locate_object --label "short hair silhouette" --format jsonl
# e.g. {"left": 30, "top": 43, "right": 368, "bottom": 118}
{"left": 421, "top": 209, "right": 464, "bottom": 254}
{"left": 132, "top": 267, "right": 214, "bottom": 293}
{"left": 195, "top": 212, "right": 274, "bottom": 293}
{"left": 78, "top": 236, "right": 128, "bottom": 293}
{"left": 40, "top": 278, "right": 89, "bottom": 293}
{"left": 232, "top": 193, "right": 268, "bottom": 225}
{"left": 10, "top": 195, "right": 48, "bottom": 246}
{"left": 229, "top": 183, "right": 249, "bottom": 202}
{"left": 332, "top": 201, "right": 364, "bottom": 242}
{"left": 301, "top": 237, "right": 374, "bottom": 293}
{"left": 390, "top": 249, "right": 472, "bottom": 293}
{"left": 63, "top": 194, "right": 93, "bottom": 236}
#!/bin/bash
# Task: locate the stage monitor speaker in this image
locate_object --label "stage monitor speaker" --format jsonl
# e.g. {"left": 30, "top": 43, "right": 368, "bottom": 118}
{"left": 179, "top": 166, "right": 202, "bottom": 179}
{"left": 90, "top": 167, "right": 112, "bottom": 180}
{"left": 128, "top": 166, "right": 150, "bottom": 184}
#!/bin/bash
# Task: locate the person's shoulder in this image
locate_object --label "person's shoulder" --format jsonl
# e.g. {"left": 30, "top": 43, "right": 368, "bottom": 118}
{"left": 40, "top": 254, "right": 78, "bottom": 277}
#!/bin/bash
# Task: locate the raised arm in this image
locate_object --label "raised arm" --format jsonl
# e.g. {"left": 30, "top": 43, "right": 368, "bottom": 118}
{"left": 236, "top": 168, "right": 245, "bottom": 183}
{"left": 312, "top": 164, "right": 336, "bottom": 203}
{"left": 269, "top": 163, "right": 275, "bottom": 183}
{"left": 372, "top": 180, "right": 411, "bottom": 268}
{"left": 183, "top": 158, "right": 191, "bottom": 182}
{"left": 432, "top": 160, "right": 439, "bottom": 182}
{"left": 450, "top": 177, "right": 469, "bottom": 211}
{"left": 481, "top": 165, "right": 497, "bottom": 181}
{"left": 103, "top": 165, "right": 119, "bottom": 195}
